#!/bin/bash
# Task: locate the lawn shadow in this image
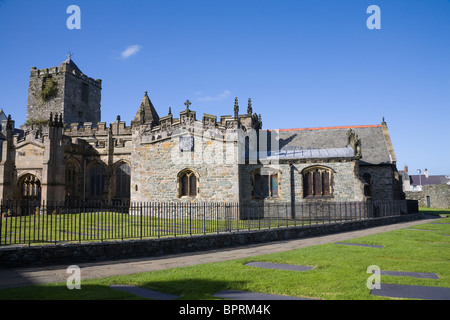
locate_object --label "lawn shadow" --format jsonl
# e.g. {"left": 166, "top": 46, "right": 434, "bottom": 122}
{"left": 0, "top": 278, "right": 247, "bottom": 300}
{"left": 118, "top": 278, "right": 247, "bottom": 300}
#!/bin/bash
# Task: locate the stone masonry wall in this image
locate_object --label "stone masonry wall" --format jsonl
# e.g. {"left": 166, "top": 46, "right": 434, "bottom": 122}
{"left": 27, "top": 68, "right": 66, "bottom": 123}
{"left": 239, "top": 161, "right": 365, "bottom": 204}
{"left": 63, "top": 72, "right": 101, "bottom": 125}
{"left": 359, "top": 164, "right": 397, "bottom": 201}
{"left": 405, "top": 184, "right": 450, "bottom": 209}
{"left": 131, "top": 126, "right": 240, "bottom": 203}
{"left": 26, "top": 65, "right": 101, "bottom": 127}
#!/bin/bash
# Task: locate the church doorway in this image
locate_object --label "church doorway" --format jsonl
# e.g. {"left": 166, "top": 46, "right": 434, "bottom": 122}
{"left": 18, "top": 174, "right": 41, "bottom": 204}
{"left": 15, "top": 174, "right": 42, "bottom": 215}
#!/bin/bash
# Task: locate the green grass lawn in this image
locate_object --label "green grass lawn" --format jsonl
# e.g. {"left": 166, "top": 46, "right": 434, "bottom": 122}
{"left": 420, "top": 207, "right": 450, "bottom": 217}
{"left": 0, "top": 211, "right": 449, "bottom": 300}
{"left": 0, "top": 211, "right": 331, "bottom": 246}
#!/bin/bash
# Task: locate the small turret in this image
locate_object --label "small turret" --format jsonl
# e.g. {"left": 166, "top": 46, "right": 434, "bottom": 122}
{"left": 133, "top": 91, "right": 160, "bottom": 127}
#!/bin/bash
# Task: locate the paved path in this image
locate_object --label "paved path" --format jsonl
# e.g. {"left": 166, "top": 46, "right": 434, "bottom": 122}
{"left": 0, "top": 217, "right": 439, "bottom": 290}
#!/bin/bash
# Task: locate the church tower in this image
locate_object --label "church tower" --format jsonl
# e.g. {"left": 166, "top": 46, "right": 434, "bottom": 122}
{"left": 26, "top": 56, "right": 102, "bottom": 126}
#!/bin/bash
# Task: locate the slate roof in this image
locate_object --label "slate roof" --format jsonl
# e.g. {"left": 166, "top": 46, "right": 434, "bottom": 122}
{"left": 272, "top": 124, "right": 394, "bottom": 165}
{"left": 409, "top": 175, "right": 450, "bottom": 186}
{"left": 263, "top": 146, "right": 355, "bottom": 161}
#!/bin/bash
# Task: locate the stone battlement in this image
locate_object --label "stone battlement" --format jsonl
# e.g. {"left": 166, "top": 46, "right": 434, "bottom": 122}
{"left": 30, "top": 65, "right": 102, "bottom": 89}
{"left": 138, "top": 109, "right": 261, "bottom": 145}
{"left": 64, "top": 120, "right": 132, "bottom": 137}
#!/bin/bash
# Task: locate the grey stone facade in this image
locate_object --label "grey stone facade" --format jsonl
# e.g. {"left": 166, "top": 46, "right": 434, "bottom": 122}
{"left": 26, "top": 58, "right": 101, "bottom": 126}
{"left": 0, "top": 58, "right": 404, "bottom": 207}
{"left": 405, "top": 184, "right": 450, "bottom": 209}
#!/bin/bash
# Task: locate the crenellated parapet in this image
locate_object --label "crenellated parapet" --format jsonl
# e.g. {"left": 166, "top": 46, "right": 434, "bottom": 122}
{"left": 64, "top": 119, "right": 132, "bottom": 152}
{"left": 136, "top": 96, "right": 262, "bottom": 145}
{"left": 30, "top": 63, "right": 102, "bottom": 89}
{"left": 64, "top": 120, "right": 132, "bottom": 136}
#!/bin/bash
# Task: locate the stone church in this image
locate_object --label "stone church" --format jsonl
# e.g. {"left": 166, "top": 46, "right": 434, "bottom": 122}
{"left": 0, "top": 58, "right": 404, "bottom": 206}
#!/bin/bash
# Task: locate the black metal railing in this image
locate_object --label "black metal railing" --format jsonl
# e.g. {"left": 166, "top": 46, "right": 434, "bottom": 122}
{"left": 0, "top": 200, "right": 417, "bottom": 246}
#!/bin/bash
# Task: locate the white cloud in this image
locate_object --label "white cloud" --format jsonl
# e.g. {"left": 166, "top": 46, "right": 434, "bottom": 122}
{"left": 197, "top": 90, "right": 231, "bottom": 102}
{"left": 120, "top": 45, "right": 142, "bottom": 59}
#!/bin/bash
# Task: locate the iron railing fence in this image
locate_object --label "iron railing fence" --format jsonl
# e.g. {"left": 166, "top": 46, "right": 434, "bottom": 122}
{"left": 0, "top": 200, "right": 417, "bottom": 246}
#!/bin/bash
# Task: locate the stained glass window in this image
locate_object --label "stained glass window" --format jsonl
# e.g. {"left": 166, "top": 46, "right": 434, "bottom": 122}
{"left": 303, "top": 167, "right": 333, "bottom": 198}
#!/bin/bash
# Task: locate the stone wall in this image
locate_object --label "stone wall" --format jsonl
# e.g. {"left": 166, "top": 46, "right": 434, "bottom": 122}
{"left": 63, "top": 72, "right": 101, "bottom": 125}
{"left": 405, "top": 184, "right": 450, "bottom": 209}
{"left": 239, "top": 161, "right": 365, "bottom": 204}
{"left": 0, "top": 213, "right": 422, "bottom": 267}
{"left": 359, "top": 164, "right": 401, "bottom": 201}
{"left": 131, "top": 126, "right": 240, "bottom": 203}
{"left": 26, "top": 64, "right": 101, "bottom": 127}
{"left": 27, "top": 67, "right": 66, "bottom": 123}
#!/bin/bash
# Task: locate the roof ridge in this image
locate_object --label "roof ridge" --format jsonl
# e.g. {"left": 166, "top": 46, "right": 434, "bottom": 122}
{"left": 271, "top": 125, "right": 382, "bottom": 132}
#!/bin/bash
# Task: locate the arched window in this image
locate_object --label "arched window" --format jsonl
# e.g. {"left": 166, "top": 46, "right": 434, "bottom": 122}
{"left": 19, "top": 174, "right": 41, "bottom": 203}
{"left": 65, "top": 161, "right": 80, "bottom": 201}
{"left": 252, "top": 169, "right": 279, "bottom": 199}
{"left": 178, "top": 170, "right": 198, "bottom": 198}
{"left": 89, "top": 163, "right": 106, "bottom": 199}
{"left": 303, "top": 167, "right": 333, "bottom": 198}
{"left": 115, "top": 163, "right": 131, "bottom": 199}
{"left": 363, "top": 173, "right": 373, "bottom": 199}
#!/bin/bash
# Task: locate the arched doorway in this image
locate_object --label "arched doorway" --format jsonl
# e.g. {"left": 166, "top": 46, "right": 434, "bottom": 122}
{"left": 18, "top": 174, "right": 41, "bottom": 203}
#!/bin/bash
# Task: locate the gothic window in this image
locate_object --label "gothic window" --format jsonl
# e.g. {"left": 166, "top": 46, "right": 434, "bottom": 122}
{"left": 303, "top": 167, "right": 333, "bottom": 198}
{"left": 252, "top": 169, "right": 279, "bottom": 199}
{"left": 65, "top": 161, "right": 80, "bottom": 200}
{"left": 19, "top": 174, "right": 41, "bottom": 203}
{"left": 89, "top": 163, "right": 105, "bottom": 199}
{"left": 178, "top": 170, "right": 198, "bottom": 198}
{"left": 115, "top": 163, "right": 131, "bottom": 199}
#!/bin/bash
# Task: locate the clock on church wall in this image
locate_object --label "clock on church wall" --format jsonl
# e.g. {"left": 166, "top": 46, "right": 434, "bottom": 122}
{"left": 179, "top": 135, "right": 194, "bottom": 152}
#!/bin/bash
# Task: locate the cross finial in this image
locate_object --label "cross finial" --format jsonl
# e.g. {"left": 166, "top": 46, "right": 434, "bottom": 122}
{"left": 184, "top": 99, "right": 192, "bottom": 110}
{"left": 67, "top": 51, "right": 73, "bottom": 60}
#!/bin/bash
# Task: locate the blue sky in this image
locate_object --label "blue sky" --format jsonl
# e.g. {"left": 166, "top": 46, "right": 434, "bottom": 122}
{"left": 0, "top": 0, "right": 449, "bottom": 175}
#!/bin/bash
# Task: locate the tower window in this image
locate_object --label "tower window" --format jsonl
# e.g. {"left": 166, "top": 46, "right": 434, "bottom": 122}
{"left": 81, "top": 83, "right": 89, "bottom": 103}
